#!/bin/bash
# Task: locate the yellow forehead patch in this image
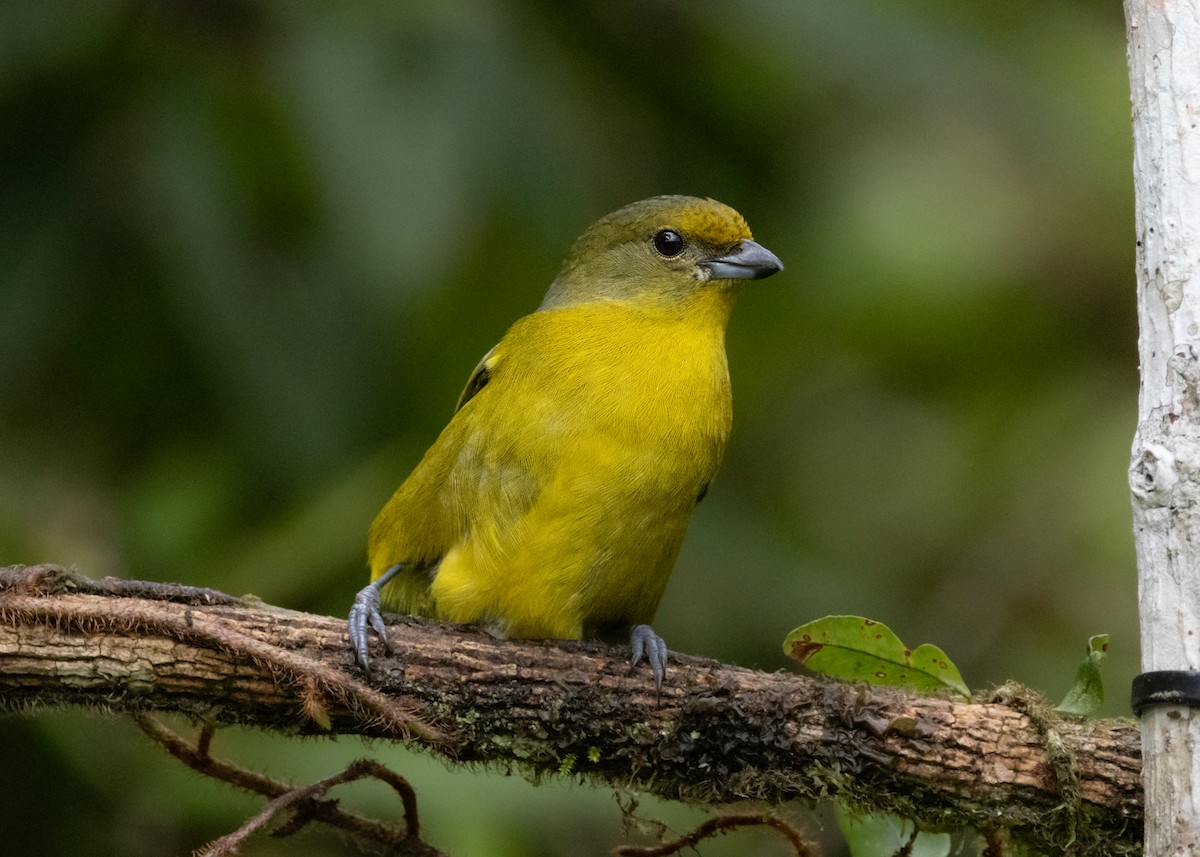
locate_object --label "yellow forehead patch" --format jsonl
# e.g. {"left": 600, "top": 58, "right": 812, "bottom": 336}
{"left": 674, "top": 199, "right": 752, "bottom": 247}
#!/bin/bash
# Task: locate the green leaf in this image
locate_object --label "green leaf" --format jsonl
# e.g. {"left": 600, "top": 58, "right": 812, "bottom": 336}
{"left": 1055, "top": 633, "right": 1109, "bottom": 716}
{"left": 782, "top": 615, "right": 969, "bottom": 698}
{"left": 836, "top": 802, "right": 951, "bottom": 857}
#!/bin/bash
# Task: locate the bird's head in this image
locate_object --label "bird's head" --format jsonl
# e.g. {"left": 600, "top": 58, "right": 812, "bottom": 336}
{"left": 541, "top": 196, "right": 783, "bottom": 311}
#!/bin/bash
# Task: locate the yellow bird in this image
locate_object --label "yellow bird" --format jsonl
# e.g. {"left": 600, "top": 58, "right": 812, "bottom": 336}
{"left": 349, "top": 195, "right": 782, "bottom": 687}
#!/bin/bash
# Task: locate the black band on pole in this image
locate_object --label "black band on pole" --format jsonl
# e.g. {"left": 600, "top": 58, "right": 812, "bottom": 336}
{"left": 1131, "top": 670, "right": 1200, "bottom": 716}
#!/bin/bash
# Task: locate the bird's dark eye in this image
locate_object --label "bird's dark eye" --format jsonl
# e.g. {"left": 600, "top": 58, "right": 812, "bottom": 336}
{"left": 652, "top": 229, "right": 686, "bottom": 258}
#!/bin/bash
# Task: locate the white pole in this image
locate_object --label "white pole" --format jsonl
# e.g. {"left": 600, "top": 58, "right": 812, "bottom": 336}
{"left": 1126, "top": 0, "right": 1200, "bottom": 852}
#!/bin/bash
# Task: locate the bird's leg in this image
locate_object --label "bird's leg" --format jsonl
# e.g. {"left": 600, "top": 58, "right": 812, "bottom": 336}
{"left": 629, "top": 624, "right": 669, "bottom": 692}
{"left": 348, "top": 563, "right": 404, "bottom": 671}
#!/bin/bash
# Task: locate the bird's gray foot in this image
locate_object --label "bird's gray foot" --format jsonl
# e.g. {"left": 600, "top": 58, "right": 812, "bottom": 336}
{"left": 629, "top": 623, "right": 669, "bottom": 692}
{"left": 348, "top": 563, "right": 403, "bottom": 670}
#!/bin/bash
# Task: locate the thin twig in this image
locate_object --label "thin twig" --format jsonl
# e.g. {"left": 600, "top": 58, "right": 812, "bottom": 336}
{"left": 196, "top": 758, "right": 429, "bottom": 857}
{"left": 612, "top": 811, "right": 814, "bottom": 857}
{"left": 132, "top": 714, "right": 443, "bottom": 856}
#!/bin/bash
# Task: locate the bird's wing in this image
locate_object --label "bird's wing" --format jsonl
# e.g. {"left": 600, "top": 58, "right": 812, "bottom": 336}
{"left": 454, "top": 344, "right": 499, "bottom": 413}
{"left": 368, "top": 336, "right": 540, "bottom": 591}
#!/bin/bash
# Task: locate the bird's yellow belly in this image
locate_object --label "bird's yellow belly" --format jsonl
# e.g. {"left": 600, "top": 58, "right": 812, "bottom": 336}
{"left": 429, "top": 425, "right": 716, "bottom": 639}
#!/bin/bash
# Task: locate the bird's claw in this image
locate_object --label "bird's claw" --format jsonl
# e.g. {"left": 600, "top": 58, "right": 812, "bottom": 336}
{"left": 630, "top": 624, "right": 669, "bottom": 692}
{"left": 348, "top": 567, "right": 401, "bottom": 671}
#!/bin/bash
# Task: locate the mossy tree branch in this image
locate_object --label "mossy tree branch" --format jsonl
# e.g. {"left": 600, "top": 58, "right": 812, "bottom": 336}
{"left": 0, "top": 564, "right": 1141, "bottom": 854}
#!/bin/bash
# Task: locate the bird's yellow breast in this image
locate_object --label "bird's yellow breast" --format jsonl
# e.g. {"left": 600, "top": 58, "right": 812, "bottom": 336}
{"left": 367, "top": 288, "right": 735, "bottom": 639}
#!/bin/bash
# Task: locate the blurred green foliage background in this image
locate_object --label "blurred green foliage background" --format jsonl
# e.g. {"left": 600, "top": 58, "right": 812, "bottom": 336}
{"left": 0, "top": 0, "right": 1136, "bottom": 854}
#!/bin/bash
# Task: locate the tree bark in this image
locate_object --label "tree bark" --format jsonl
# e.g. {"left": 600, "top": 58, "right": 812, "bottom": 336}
{"left": 1126, "top": 1, "right": 1200, "bottom": 854}
{"left": 0, "top": 564, "right": 1140, "bottom": 853}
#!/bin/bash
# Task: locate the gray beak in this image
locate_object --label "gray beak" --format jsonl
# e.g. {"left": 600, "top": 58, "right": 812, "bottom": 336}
{"left": 705, "top": 239, "right": 784, "bottom": 281}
